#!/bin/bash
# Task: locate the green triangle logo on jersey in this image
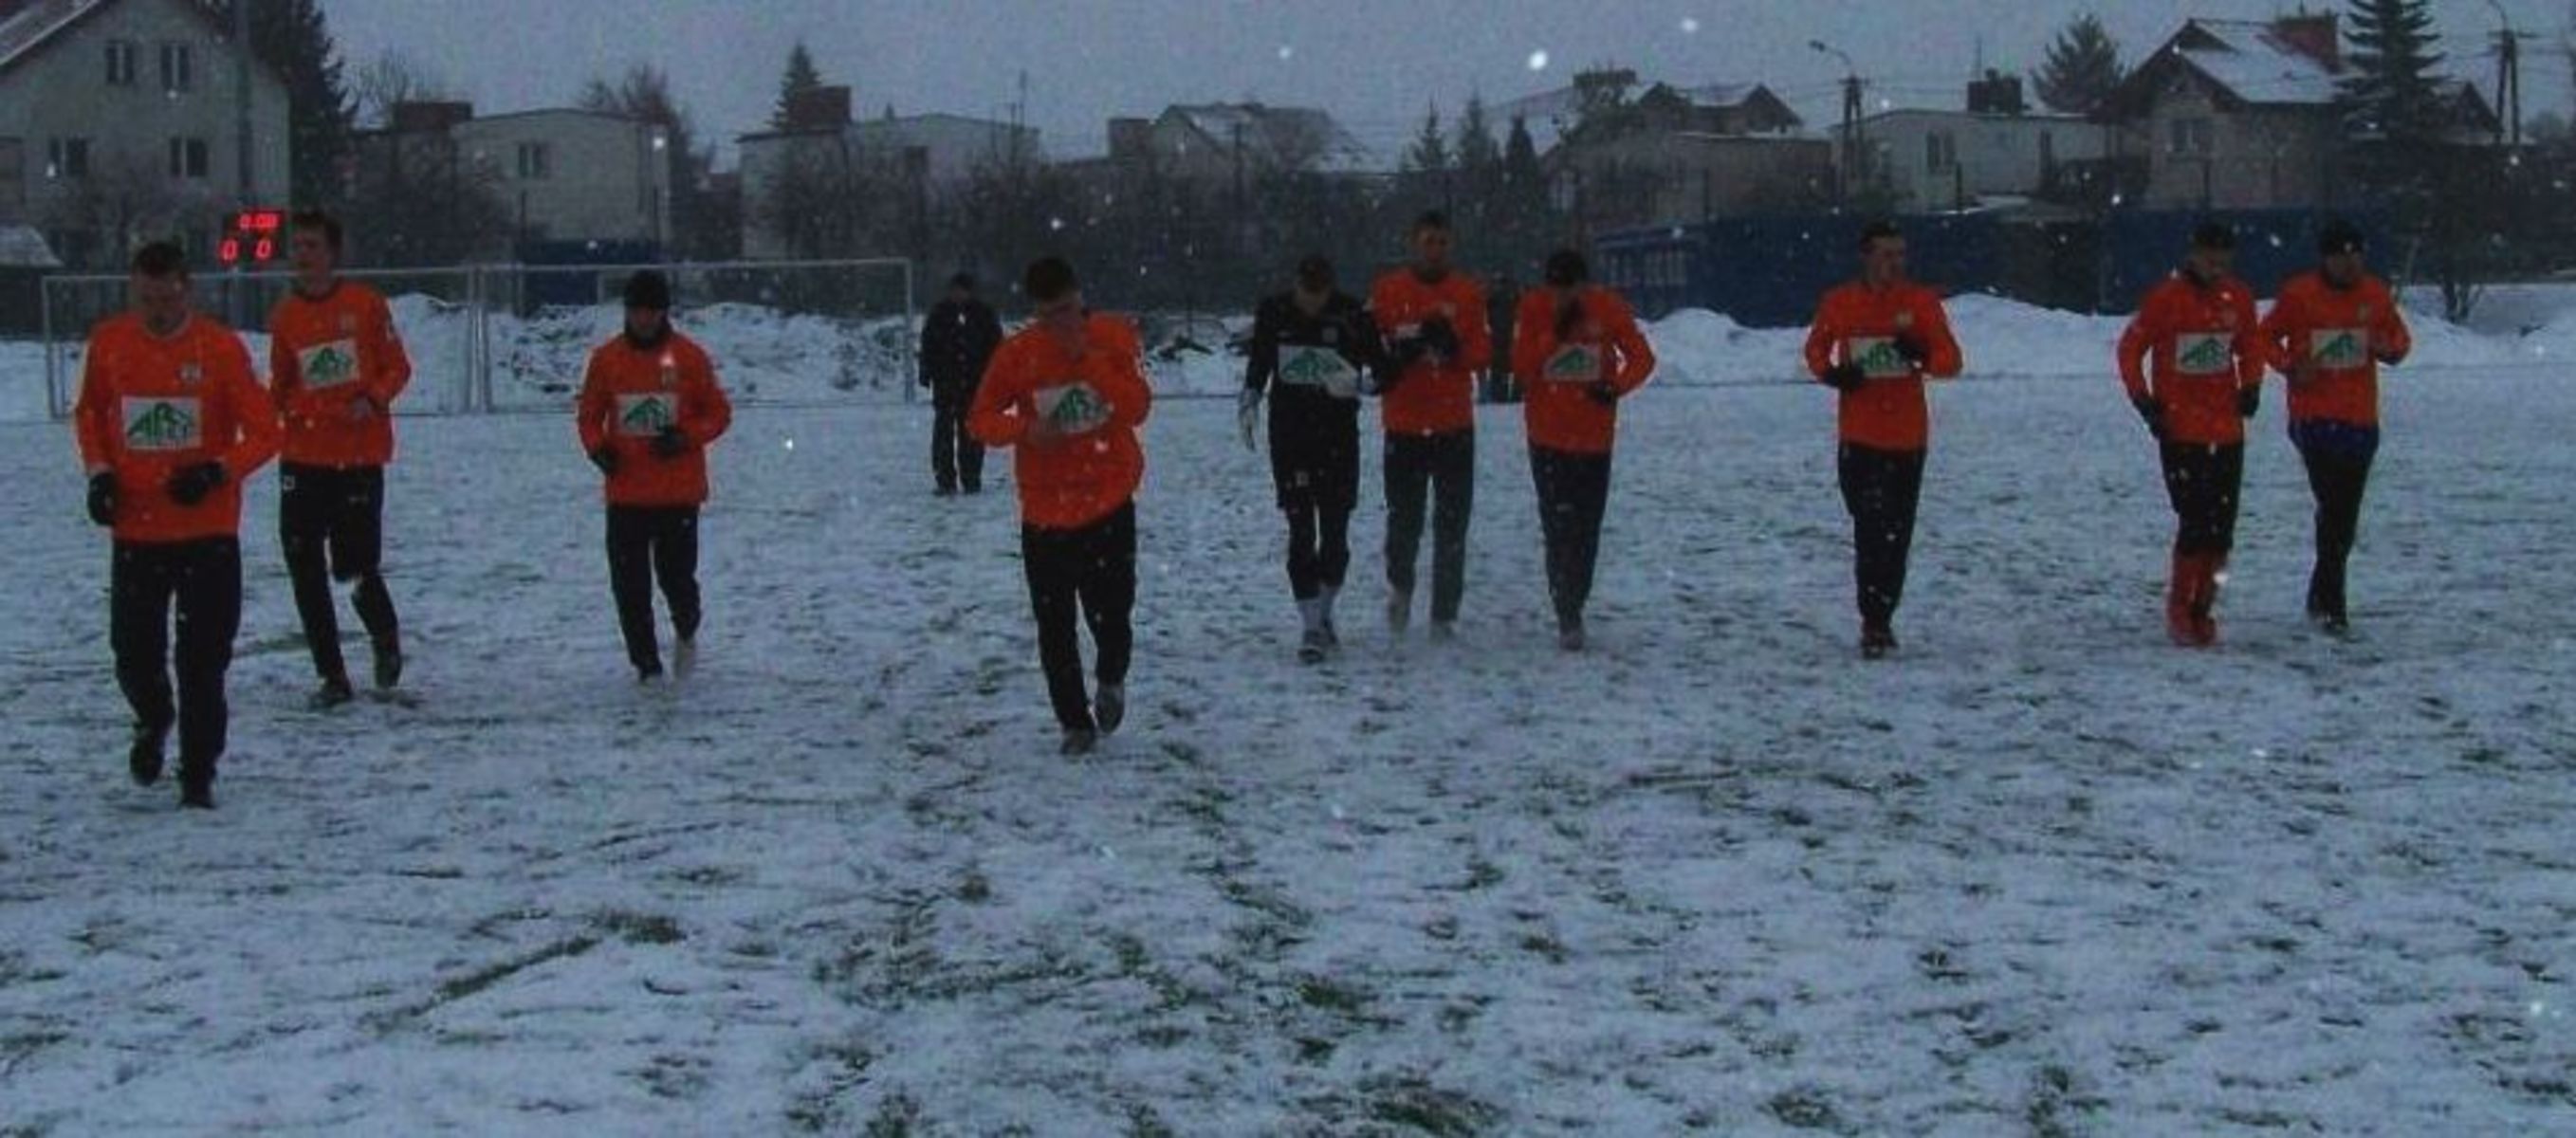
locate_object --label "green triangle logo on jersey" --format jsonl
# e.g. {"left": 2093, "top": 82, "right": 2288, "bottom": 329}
{"left": 126, "top": 401, "right": 195, "bottom": 447}
{"left": 1281, "top": 350, "right": 1341, "bottom": 386}
{"left": 1858, "top": 340, "right": 1906, "bottom": 373}
{"left": 622, "top": 397, "right": 674, "bottom": 432}
{"left": 1548, "top": 347, "right": 1600, "bottom": 377}
{"left": 1049, "top": 386, "right": 1102, "bottom": 427}
{"left": 2315, "top": 331, "right": 2364, "bottom": 366}
{"left": 305, "top": 344, "right": 356, "bottom": 386}
{"left": 2179, "top": 337, "right": 2232, "bottom": 371}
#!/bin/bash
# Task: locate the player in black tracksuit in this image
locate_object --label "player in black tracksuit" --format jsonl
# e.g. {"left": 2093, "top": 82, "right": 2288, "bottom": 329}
{"left": 919, "top": 271, "right": 1003, "bottom": 495}
{"left": 1241, "top": 255, "right": 1382, "bottom": 663}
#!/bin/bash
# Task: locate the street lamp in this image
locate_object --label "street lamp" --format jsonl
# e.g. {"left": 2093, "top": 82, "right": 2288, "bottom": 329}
{"left": 2484, "top": 0, "right": 2521, "bottom": 147}
{"left": 1811, "top": 40, "right": 1867, "bottom": 203}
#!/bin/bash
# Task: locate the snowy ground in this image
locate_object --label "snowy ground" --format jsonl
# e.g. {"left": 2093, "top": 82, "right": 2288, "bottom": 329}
{"left": 4, "top": 355, "right": 2575, "bottom": 1132}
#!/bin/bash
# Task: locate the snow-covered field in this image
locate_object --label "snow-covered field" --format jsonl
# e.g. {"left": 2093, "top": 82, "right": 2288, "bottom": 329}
{"left": 3, "top": 350, "right": 2571, "bottom": 1131}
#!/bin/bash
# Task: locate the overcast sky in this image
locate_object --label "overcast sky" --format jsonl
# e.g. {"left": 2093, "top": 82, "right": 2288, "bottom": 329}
{"left": 318, "top": 0, "right": 2573, "bottom": 163}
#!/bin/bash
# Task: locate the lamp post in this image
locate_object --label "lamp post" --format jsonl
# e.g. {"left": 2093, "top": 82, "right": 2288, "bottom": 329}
{"left": 1811, "top": 40, "right": 1865, "bottom": 204}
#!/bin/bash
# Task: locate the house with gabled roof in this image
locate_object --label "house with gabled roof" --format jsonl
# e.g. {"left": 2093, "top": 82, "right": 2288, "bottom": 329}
{"left": 0, "top": 0, "right": 291, "bottom": 267}
{"left": 2094, "top": 12, "right": 2497, "bottom": 211}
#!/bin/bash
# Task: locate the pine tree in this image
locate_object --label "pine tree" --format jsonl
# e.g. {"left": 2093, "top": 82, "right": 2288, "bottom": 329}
{"left": 1456, "top": 95, "right": 1500, "bottom": 174}
{"left": 773, "top": 42, "right": 826, "bottom": 129}
{"left": 2033, "top": 13, "right": 2125, "bottom": 115}
{"left": 1405, "top": 103, "right": 1451, "bottom": 174}
{"left": 231, "top": 0, "right": 356, "bottom": 208}
{"left": 2340, "top": 0, "right": 2447, "bottom": 142}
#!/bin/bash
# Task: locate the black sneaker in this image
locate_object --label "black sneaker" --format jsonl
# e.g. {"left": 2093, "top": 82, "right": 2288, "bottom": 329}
{"left": 128, "top": 724, "right": 168, "bottom": 787}
{"left": 1297, "top": 630, "right": 1329, "bottom": 665}
{"left": 1059, "top": 728, "right": 1098, "bottom": 757}
{"left": 934, "top": 485, "right": 958, "bottom": 497}
{"left": 1861, "top": 624, "right": 1898, "bottom": 660}
{"left": 1094, "top": 684, "right": 1126, "bottom": 735}
{"left": 311, "top": 675, "right": 357, "bottom": 709}
{"left": 372, "top": 640, "right": 404, "bottom": 691}
{"left": 637, "top": 663, "right": 666, "bottom": 685}
{"left": 179, "top": 780, "right": 214, "bottom": 810}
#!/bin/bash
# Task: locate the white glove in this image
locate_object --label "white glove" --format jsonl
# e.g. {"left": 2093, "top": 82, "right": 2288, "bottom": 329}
{"left": 1237, "top": 389, "right": 1261, "bottom": 451}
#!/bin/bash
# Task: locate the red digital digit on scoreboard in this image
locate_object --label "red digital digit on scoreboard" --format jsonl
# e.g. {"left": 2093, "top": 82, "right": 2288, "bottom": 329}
{"left": 219, "top": 209, "right": 287, "bottom": 265}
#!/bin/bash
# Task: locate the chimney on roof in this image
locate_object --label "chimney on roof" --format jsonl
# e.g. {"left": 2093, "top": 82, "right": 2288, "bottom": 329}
{"left": 1967, "top": 70, "right": 2026, "bottom": 115}
{"left": 2271, "top": 12, "right": 2340, "bottom": 72}
{"left": 783, "top": 85, "right": 853, "bottom": 131}
{"left": 391, "top": 101, "right": 474, "bottom": 132}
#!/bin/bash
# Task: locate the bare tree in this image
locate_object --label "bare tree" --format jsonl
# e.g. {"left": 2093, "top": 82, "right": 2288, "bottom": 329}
{"left": 351, "top": 49, "right": 453, "bottom": 128}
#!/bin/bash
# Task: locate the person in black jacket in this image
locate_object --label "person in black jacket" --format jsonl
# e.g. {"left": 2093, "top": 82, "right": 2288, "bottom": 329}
{"left": 919, "top": 271, "right": 1003, "bottom": 495}
{"left": 1242, "top": 254, "right": 1381, "bottom": 663}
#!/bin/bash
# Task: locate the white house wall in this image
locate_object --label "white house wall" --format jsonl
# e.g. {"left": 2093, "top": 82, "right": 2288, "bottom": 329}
{"left": 0, "top": 0, "right": 290, "bottom": 265}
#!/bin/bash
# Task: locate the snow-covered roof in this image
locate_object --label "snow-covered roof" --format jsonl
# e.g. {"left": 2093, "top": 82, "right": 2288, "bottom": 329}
{"left": 1494, "top": 87, "right": 1582, "bottom": 153}
{"left": 2169, "top": 19, "right": 2341, "bottom": 106}
{"left": 0, "top": 223, "right": 61, "bottom": 268}
{"left": 0, "top": 0, "right": 91, "bottom": 73}
{"left": 1168, "top": 103, "right": 1382, "bottom": 174}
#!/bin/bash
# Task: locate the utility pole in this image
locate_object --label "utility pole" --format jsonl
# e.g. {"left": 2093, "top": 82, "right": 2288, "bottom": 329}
{"left": 233, "top": 0, "right": 253, "bottom": 206}
{"left": 2487, "top": 0, "right": 2524, "bottom": 147}
{"left": 1812, "top": 40, "right": 1865, "bottom": 205}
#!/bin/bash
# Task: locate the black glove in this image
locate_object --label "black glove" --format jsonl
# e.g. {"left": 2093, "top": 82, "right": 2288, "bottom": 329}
{"left": 1419, "top": 317, "right": 1461, "bottom": 361}
{"left": 651, "top": 426, "right": 690, "bottom": 459}
{"left": 1584, "top": 380, "right": 1620, "bottom": 407}
{"left": 85, "top": 472, "right": 117, "bottom": 527}
{"left": 2236, "top": 385, "right": 2260, "bottom": 419}
{"left": 1892, "top": 333, "right": 1929, "bottom": 365}
{"left": 2371, "top": 347, "right": 2403, "bottom": 366}
{"left": 589, "top": 447, "right": 619, "bottom": 477}
{"left": 2131, "top": 394, "right": 2166, "bottom": 439}
{"left": 165, "top": 462, "right": 225, "bottom": 506}
{"left": 1821, "top": 362, "right": 1867, "bottom": 392}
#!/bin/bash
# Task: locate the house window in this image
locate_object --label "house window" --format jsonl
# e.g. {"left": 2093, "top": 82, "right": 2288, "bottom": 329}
{"left": 2168, "top": 118, "right": 2212, "bottom": 156}
{"left": 1926, "top": 132, "right": 1958, "bottom": 174}
{"left": 46, "top": 137, "right": 90, "bottom": 179}
{"left": 104, "top": 40, "right": 137, "bottom": 86}
{"left": 168, "top": 137, "right": 210, "bottom": 179}
{"left": 0, "top": 138, "right": 23, "bottom": 209}
{"left": 516, "top": 142, "right": 551, "bottom": 180}
{"left": 158, "top": 43, "right": 192, "bottom": 91}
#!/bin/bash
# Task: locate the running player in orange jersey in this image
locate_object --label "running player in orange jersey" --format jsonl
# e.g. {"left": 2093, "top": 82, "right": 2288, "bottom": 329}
{"left": 1802, "top": 220, "right": 1964, "bottom": 658}
{"left": 269, "top": 210, "right": 414, "bottom": 705}
{"left": 73, "top": 242, "right": 282, "bottom": 808}
{"left": 1369, "top": 211, "right": 1491, "bottom": 640}
{"left": 2116, "top": 222, "right": 2266, "bottom": 646}
{"left": 968, "top": 256, "right": 1153, "bottom": 756}
{"left": 1509, "top": 249, "right": 1655, "bottom": 652}
{"left": 2258, "top": 220, "right": 2412, "bottom": 635}
{"left": 576, "top": 270, "right": 734, "bottom": 683}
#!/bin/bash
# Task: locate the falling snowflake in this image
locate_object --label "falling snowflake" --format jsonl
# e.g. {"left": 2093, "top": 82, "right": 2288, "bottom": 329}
{"left": 1528, "top": 50, "right": 1550, "bottom": 71}
{"left": 1278, "top": 46, "right": 1294, "bottom": 61}
{"left": 1680, "top": 17, "right": 1701, "bottom": 33}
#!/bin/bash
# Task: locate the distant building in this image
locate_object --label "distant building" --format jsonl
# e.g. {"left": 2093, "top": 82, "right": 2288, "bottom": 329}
{"left": 0, "top": 0, "right": 292, "bottom": 268}
{"left": 1838, "top": 74, "right": 2109, "bottom": 214}
{"left": 1498, "top": 79, "right": 1823, "bottom": 230}
{"left": 736, "top": 85, "right": 1039, "bottom": 260}
{"left": 456, "top": 108, "right": 672, "bottom": 250}
{"left": 2094, "top": 13, "right": 2498, "bottom": 211}
{"left": 1058, "top": 101, "right": 1383, "bottom": 197}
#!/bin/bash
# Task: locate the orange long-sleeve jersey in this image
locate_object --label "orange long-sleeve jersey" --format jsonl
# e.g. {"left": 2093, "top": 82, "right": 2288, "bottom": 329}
{"left": 74, "top": 313, "right": 281, "bottom": 543}
{"left": 268, "top": 280, "right": 413, "bottom": 468}
{"left": 2116, "top": 271, "right": 2264, "bottom": 445}
{"left": 968, "top": 313, "right": 1153, "bottom": 530}
{"left": 1511, "top": 286, "right": 1656, "bottom": 454}
{"left": 1802, "top": 280, "right": 1964, "bottom": 451}
{"left": 575, "top": 329, "right": 733, "bottom": 506}
{"left": 1368, "top": 268, "right": 1490, "bottom": 436}
{"left": 2259, "top": 271, "right": 2412, "bottom": 428}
